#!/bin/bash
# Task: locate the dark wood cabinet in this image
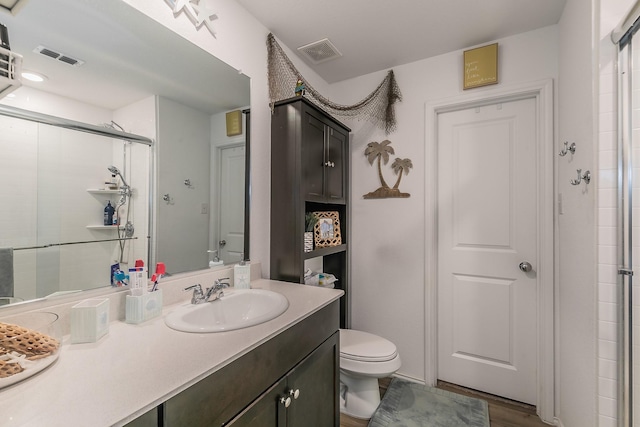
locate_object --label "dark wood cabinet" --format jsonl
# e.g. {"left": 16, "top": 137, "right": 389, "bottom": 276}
{"left": 302, "top": 112, "right": 347, "bottom": 203}
{"left": 158, "top": 301, "right": 340, "bottom": 427}
{"left": 270, "top": 97, "right": 350, "bottom": 327}
{"left": 226, "top": 332, "right": 339, "bottom": 427}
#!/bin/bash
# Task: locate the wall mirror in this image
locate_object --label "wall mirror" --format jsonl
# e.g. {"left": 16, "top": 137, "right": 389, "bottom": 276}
{"left": 0, "top": 0, "right": 250, "bottom": 307}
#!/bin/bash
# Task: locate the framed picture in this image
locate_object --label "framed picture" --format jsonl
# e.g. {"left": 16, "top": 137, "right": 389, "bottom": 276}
{"left": 463, "top": 43, "right": 498, "bottom": 90}
{"left": 313, "top": 211, "right": 342, "bottom": 248}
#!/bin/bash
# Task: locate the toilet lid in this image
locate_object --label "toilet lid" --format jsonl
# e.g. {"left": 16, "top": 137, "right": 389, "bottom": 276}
{"left": 340, "top": 329, "right": 398, "bottom": 362}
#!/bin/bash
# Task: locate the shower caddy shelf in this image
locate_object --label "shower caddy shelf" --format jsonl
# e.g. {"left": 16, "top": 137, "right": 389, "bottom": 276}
{"left": 86, "top": 189, "right": 126, "bottom": 230}
{"left": 86, "top": 225, "right": 124, "bottom": 230}
{"left": 86, "top": 189, "right": 121, "bottom": 194}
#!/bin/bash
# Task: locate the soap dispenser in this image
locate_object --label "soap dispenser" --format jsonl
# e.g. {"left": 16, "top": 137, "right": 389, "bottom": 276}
{"left": 234, "top": 254, "right": 250, "bottom": 289}
{"left": 207, "top": 250, "right": 223, "bottom": 268}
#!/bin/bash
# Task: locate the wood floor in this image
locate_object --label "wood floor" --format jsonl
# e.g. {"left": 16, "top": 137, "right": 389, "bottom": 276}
{"left": 339, "top": 378, "right": 550, "bottom": 427}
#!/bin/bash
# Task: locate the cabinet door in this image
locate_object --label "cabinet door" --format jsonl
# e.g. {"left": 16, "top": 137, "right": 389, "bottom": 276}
{"left": 123, "top": 407, "right": 158, "bottom": 427}
{"left": 225, "top": 377, "right": 288, "bottom": 427}
{"left": 302, "top": 113, "right": 326, "bottom": 202}
{"left": 325, "top": 126, "right": 347, "bottom": 203}
{"left": 287, "top": 333, "right": 340, "bottom": 427}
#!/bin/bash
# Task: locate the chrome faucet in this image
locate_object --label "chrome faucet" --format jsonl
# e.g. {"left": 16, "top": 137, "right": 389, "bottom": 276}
{"left": 184, "top": 278, "right": 229, "bottom": 304}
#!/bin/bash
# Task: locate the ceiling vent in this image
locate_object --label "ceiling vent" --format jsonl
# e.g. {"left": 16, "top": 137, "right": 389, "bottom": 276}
{"left": 297, "top": 38, "right": 342, "bottom": 64}
{"left": 33, "top": 46, "right": 84, "bottom": 67}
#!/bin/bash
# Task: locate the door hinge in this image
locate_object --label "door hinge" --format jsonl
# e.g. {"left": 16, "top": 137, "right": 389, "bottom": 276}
{"left": 619, "top": 268, "right": 634, "bottom": 276}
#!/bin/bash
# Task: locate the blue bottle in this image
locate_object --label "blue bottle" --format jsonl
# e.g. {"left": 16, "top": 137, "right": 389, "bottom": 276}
{"left": 104, "top": 200, "right": 115, "bottom": 226}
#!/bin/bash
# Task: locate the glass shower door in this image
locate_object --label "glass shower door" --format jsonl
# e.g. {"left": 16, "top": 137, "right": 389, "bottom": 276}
{"left": 618, "top": 34, "right": 640, "bottom": 427}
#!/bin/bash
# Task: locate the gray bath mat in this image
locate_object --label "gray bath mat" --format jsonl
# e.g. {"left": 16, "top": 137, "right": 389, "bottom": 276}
{"left": 368, "top": 378, "right": 490, "bottom": 427}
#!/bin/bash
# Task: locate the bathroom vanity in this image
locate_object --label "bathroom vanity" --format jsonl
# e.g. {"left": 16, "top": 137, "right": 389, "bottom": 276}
{"left": 0, "top": 279, "right": 342, "bottom": 427}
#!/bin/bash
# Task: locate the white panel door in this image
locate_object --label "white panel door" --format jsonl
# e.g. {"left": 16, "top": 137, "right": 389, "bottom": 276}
{"left": 218, "top": 144, "right": 245, "bottom": 264}
{"left": 437, "top": 97, "right": 538, "bottom": 405}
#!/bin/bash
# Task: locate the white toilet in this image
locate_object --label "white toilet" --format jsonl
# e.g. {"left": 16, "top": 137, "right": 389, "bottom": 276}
{"left": 339, "top": 328, "right": 402, "bottom": 419}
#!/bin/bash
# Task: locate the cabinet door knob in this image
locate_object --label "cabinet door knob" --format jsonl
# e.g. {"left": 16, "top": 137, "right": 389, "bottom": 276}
{"left": 289, "top": 388, "right": 300, "bottom": 399}
{"left": 280, "top": 396, "right": 292, "bottom": 408}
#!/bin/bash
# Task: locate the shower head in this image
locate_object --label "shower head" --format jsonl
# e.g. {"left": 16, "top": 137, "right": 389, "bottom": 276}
{"left": 107, "top": 165, "right": 130, "bottom": 189}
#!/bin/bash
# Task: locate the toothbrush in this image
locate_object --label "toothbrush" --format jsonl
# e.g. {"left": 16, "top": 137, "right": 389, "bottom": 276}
{"left": 150, "top": 274, "right": 158, "bottom": 292}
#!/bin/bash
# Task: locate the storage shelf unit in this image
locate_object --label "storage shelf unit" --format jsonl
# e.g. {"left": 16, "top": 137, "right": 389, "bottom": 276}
{"left": 86, "top": 225, "right": 123, "bottom": 230}
{"left": 86, "top": 189, "right": 123, "bottom": 229}
{"left": 86, "top": 188, "right": 121, "bottom": 194}
{"left": 270, "top": 97, "right": 350, "bottom": 327}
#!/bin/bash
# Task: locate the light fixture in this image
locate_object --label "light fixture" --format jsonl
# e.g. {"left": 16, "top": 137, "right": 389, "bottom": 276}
{"left": 21, "top": 71, "right": 47, "bottom": 82}
{"left": 0, "top": 0, "right": 27, "bottom": 15}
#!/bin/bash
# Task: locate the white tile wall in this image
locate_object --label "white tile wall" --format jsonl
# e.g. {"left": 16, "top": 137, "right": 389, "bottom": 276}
{"left": 598, "top": 32, "right": 640, "bottom": 427}
{"left": 598, "top": 36, "right": 619, "bottom": 427}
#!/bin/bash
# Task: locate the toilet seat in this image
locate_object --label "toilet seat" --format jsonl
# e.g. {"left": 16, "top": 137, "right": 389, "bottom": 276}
{"left": 339, "top": 329, "right": 401, "bottom": 378}
{"left": 339, "top": 329, "right": 402, "bottom": 418}
{"left": 340, "top": 329, "right": 398, "bottom": 362}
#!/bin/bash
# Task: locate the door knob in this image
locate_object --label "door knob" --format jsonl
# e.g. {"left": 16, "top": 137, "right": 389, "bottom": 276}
{"left": 219, "top": 240, "right": 226, "bottom": 247}
{"left": 519, "top": 261, "right": 533, "bottom": 273}
{"left": 289, "top": 388, "right": 300, "bottom": 399}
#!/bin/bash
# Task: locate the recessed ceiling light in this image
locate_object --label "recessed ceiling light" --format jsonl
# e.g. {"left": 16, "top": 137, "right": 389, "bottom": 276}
{"left": 21, "top": 71, "right": 47, "bottom": 82}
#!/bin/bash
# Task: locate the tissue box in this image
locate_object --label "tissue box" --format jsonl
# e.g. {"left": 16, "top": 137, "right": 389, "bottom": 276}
{"left": 126, "top": 290, "right": 163, "bottom": 324}
{"left": 71, "top": 298, "right": 109, "bottom": 343}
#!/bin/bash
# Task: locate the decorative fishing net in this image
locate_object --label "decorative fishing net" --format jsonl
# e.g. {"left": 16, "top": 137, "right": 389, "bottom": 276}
{"left": 267, "top": 33, "right": 402, "bottom": 134}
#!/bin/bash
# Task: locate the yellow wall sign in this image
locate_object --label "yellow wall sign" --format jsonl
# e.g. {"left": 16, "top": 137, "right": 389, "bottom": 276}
{"left": 463, "top": 43, "right": 498, "bottom": 90}
{"left": 226, "top": 110, "right": 242, "bottom": 136}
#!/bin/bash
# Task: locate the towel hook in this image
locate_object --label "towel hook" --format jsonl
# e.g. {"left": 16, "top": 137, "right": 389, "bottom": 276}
{"left": 559, "top": 141, "right": 576, "bottom": 157}
{"left": 570, "top": 169, "right": 591, "bottom": 185}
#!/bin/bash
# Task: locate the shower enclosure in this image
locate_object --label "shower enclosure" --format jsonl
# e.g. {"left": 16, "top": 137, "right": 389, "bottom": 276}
{"left": 614, "top": 7, "right": 640, "bottom": 426}
{"left": 0, "top": 105, "right": 151, "bottom": 301}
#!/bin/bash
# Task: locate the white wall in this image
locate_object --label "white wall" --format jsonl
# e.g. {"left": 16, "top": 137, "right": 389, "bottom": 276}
{"left": 598, "top": 35, "right": 619, "bottom": 427}
{"left": 557, "top": 0, "right": 598, "bottom": 425}
{"left": 329, "top": 26, "right": 559, "bottom": 382}
{"left": 156, "top": 97, "right": 211, "bottom": 274}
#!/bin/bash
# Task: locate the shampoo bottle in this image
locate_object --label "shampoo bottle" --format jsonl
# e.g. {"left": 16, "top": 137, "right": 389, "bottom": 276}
{"left": 104, "top": 201, "right": 115, "bottom": 226}
{"left": 234, "top": 255, "right": 250, "bottom": 289}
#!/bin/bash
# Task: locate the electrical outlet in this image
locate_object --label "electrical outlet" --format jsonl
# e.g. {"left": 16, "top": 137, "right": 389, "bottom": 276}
{"left": 201, "top": 203, "right": 208, "bottom": 214}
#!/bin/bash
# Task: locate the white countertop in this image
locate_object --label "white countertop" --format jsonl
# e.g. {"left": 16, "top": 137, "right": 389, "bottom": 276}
{"left": 0, "top": 280, "right": 343, "bottom": 427}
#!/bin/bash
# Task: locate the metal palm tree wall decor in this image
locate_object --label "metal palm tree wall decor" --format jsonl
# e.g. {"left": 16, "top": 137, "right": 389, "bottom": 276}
{"left": 363, "top": 140, "right": 413, "bottom": 199}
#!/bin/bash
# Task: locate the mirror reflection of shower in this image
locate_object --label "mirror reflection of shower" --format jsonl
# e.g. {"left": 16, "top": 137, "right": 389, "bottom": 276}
{"left": 107, "top": 163, "right": 135, "bottom": 263}
{"left": 104, "top": 123, "right": 136, "bottom": 263}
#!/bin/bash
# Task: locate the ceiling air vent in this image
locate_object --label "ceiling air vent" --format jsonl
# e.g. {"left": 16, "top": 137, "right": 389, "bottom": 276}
{"left": 33, "top": 45, "right": 84, "bottom": 67}
{"left": 297, "top": 38, "right": 342, "bottom": 64}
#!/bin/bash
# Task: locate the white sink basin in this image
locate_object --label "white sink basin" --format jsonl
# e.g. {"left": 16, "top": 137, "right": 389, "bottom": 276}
{"left": 164, "top": 289, "right": 289, "bottom": 333}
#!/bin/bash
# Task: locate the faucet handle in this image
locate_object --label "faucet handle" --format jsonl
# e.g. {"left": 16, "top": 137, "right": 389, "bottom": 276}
{"left": 214, "top": 278, "right": 230, "bottom": 288}
{"left": 184, "top": 284, "right": 204, "bottom": 304}
{"left": 184, "top": 284, "right": 203, "bottom": 293}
